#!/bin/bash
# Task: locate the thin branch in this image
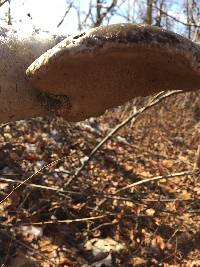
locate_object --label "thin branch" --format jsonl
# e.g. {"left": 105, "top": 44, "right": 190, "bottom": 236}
{"left": 95, "top": 0, "right": 118, "bottom": 27}
{"left": 0, "top": 177, "right": 80, "bottom": 196}
{"left": 57, "top": 1, "right": 73, "bottom": 27}
{"left": 114, "top": 170, "right": 194, "bottom": 194}
{"left": 143, "top": 197, "right": 198, "bottom": 202}
{"left": 66, "top": 90, "right": 182, "bottom": 186}
{"left": 91, "top": 221, "right": 118, "bottom": 232}
{"left": 0, "top": 0, "right": 9, "bottom": 8}
{"left": 82, "top": 0, "right": 93, "bottom": 27}
{"left": 18, "top": 215, "right": 106, "bottom": 226}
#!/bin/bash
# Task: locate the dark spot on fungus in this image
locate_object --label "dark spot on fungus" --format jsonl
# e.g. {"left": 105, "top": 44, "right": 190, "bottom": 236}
{"left": 36, "top": 91, "right": 71, "bottom": 114}
{"left": 73, "top": 32, "right": 86, "bottom": 40}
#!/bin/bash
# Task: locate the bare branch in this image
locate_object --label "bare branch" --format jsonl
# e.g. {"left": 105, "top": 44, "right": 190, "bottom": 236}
{"left": 57, "top": 1, "right": 73, "bottom": 28}
{"left": 0, "top": 176, "right": 80, "bottom": 196}
{"left": 17, "top": 215, "right": 106, "bottom": 226}
{"left": 115, "top": 170, "right": 194, "bottom": 194}
{"left": 0, "top": 0, "right": 9, "bottom": 8}
{"left": 95, "top": 0, "right": 118, "bottom": 27}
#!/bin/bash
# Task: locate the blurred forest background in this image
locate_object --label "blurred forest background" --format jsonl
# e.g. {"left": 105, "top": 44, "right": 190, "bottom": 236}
{"left": 0, "top": 1, "right": 200, "bottom": 267}
{"left": 0, "top": 0, "right": 200, "bottom": 38}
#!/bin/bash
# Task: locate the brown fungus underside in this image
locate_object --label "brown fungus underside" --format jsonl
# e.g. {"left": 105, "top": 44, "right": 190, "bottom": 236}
{"left": 26, "top": 24, "right": 200, "bottom": 121}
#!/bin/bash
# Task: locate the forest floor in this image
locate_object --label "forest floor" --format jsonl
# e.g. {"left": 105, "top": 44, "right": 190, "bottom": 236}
{"left": 0, "top": 91, "right": 200, "bottom": 267}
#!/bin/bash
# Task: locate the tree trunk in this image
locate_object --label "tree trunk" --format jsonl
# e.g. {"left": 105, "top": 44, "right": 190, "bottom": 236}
{"left": 0, "top": 27, "right": 60, "bottom": 123}
{"left": 155, "top": 0, "right": 164, "bottom": 27}
{"left": 145, "top": 0, "right": 153, "bottom": 25}
{"left": 95, "top": 0, "right": 102, "bottom": 27}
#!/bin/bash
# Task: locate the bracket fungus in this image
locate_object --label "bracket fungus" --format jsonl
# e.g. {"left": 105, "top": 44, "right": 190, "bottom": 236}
{"left": 26, "top": 23, "right": 200, "bottom": 122}
{"left": 1, "top": 24, "right": 200, "bottom": 123}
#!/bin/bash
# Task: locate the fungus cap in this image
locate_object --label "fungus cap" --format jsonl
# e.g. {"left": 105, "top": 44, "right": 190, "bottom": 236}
{"left": 26, "top": 23, "right": 200, "bottom": 121}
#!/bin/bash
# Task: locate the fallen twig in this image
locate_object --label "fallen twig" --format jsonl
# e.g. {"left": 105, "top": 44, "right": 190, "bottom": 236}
{"left": 114, "top": 170, "right": 194, "bottom": 194}
{"left": 0, "top": 177, "right": 81, "bottom": 196}
{"left": 91, "top": 221, "right": 118, "bottom": 232}
{"left": 18, "top": 214, "right": 105, "bottom": 226}
{"left": 143, "top": 197, "right": 198, "bottom": 202}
